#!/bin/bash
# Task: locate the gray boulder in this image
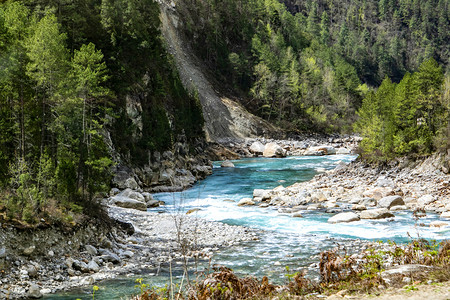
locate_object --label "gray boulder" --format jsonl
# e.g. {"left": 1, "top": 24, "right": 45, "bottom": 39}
{"left": 328, "top": 212, "right": 360, "bottom": 223}
{"left": 110, "top": 196, "right": 147, "bottom": 211}
{"left": 119, "top": 188, "right": 145, "bottom": 202}
{"left": 85, "top": 245, "right": 97, "bottom": 256}
{"left": 99, "top": 249, "right": 121, "bottom": 264}
{"left": 378, "top": 195, "right": 404, "bottom": 209}
{"left": 146, "top": 199, "right": 160, "bottom": 208}
{"left": 87, "top": 260, "right": 100, "bottom": 272}
{"left": 125, "top": 177, "right": 139, "bottom": 190}
{"left": 27, "top": 284, "right": 42, "bottom": 299}
{"left": 360, "top": 208, "right": 394, "bottom": 219}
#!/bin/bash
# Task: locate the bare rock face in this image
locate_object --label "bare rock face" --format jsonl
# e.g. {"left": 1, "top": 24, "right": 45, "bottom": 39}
{"left": 263, "top": 143, "right": 286, "bottom": 158}
{"left": 360, "top": 208, "right": 394, "bottom": 219}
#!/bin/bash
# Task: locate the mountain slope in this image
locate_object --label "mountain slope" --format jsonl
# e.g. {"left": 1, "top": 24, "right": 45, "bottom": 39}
{"left": 159, "top": 1, "right": 279, "bottom": 142}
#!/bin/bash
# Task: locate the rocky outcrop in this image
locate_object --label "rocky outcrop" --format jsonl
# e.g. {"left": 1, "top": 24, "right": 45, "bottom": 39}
{"left": 111, "top": 137, "right": 212, "bottom": 193}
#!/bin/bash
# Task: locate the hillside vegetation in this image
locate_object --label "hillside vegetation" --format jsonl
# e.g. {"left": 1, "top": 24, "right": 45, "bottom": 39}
{"left": 177, "top": 0, "right": 449, "bottom": 136}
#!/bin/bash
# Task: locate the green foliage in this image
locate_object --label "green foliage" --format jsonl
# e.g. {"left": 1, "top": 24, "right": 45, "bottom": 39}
{"left": 0, "top": 0, "right": 205, "bottom": 224}
{"left": 356, "top": 59, "right": 447, "bottom": 161}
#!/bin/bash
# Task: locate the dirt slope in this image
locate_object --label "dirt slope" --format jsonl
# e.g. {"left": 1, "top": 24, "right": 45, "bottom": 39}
{"left": 159, "top": 1, "right": 278, "bottom": 142}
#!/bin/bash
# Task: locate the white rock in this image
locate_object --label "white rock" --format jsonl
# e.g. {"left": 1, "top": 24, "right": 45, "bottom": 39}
{"left": 378, "top": 195, "right": 404, "bottom": 209}
{"left": 249, "top": 141, "right": 265, "bottom": 154}
{"left": 429, "top": 221, "right": 449, "bottom": 228}
{"left": 221, "top": 160, "right": 235, "bottom": 168}
{"left": 441, "top": 211, "right": 450, "bottom": 218}
{"left": 263, "top": 143, "right": 286, "bottom": 158}
{"left": 417, "top": 194, "right": 435, "bottom": 207}
{"left": 328, "top": 212, "right": 360, "bottom": 223}
{"left": 237, "top": 198, "right": 255, "bottom": 206}
{"left": 360, "top": 208, "right": 394, "bottom": 219}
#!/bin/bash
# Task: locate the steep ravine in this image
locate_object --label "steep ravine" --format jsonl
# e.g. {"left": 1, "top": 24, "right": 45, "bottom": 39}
{"left": 159, "top": 1, "right": 278, "bottom": 143}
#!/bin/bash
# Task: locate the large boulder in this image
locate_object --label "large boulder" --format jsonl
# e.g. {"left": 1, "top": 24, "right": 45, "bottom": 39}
{"left": 27, "top": 284, "right": 42, "bottom": 299}
{"left": 119, "top": 188, "right": 145, "bottom": 202}
{"left": 328, "top": 212, "right": 360, "bottom": 223}
{"left": 378, "top": 195, "right": 405, "bottom": 209}
{"left": 263, "top": 143, "right": 286, "bottom": 158}
{"left": 110, "top": 196, "right": 147, "bottom": 211}
{"left": 360, "top": 208, "right": 394, "bottom": 219}
{"left": 249, "top": 141, "right": 265, "bottom": 155}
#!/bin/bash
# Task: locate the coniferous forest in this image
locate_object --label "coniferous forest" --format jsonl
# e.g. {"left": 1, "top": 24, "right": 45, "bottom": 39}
{"left": 0, "top": 0, "right": 449, "bottom": 224}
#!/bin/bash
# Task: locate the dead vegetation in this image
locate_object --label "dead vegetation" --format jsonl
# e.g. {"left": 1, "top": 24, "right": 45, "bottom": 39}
{"left": 129, "top": 239, "right": 450, "bottom": 300}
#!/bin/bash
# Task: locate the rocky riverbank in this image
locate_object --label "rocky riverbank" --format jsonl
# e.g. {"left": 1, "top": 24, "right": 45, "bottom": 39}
{"left": 0, "top": 206, "right": 259, "bottom": 299}
{"left": 240, "top": 153, "right": 450, "bottom": 226}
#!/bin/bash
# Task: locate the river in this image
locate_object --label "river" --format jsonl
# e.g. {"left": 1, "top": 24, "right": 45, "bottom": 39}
{"left": 46, "top": 155, "right": 450, "bottom": 299}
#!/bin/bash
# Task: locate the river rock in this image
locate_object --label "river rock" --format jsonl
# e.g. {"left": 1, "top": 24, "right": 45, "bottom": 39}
{"left": 111, "top": 196, "right": 147, "bottom": 211}
{"left": 237, "top": 198, "right": 255, "bottom": 206}
{"left": 146, "top": 199, "right": 160, "bottom": 208}
{"left": 249, "top": 141, "right": 265, "bottom": 155}
{"left": 125, "top": 177, "right": 139, "bottom": 190}
{"left": 292, "top": 212, "right": 303, "bottom": 218}
{"left": 328, "top": 212, "right": 360, "bottom": 223}
{"left": 363, "top": 187, "right": 393, "bottom": 200}
{"left": 73, "top": 260, "right": 89, "bottom": 273}
{"left": 87, "top": 260, "right": 100, "bottom": 272}
{"left": 429, "top": 221, "right": 449, "bottom": 228}
{"left": 221, "top": 160, "right": 235, "bottom": 168}
{"left": 28, "top": 284, "right": 42, "bottom": 299}
{"left": 119, "top": 188, "right": 145, "bottom": 202}
{"left": 304, "top": 146, "right": 336, "bottom": 156}
{"left": 99, "top": 249, "right": 121, "bottom": 264}
{"left": 336, "top": 148, "right": 351, "bottom": 154}
{"left": 27, "top": 265, "right": 38, "bottom": 277}
{"left": 23, "top": 245, "right": 35, "bottom": 256}
{"left": 441, "top": 211, "right": 450, "bottom": 218}
{"left": 360, "top": 198, "right": 377, "bottom": 207}
{"left": 85, "top": 245, "right": 97, "bottom": 256}
{"left": 390, "top": 205, "right": 407, "bottom": 211}
{"left": 263, "top": 143, "right": 286, "bottom": 158}
{"left": 352, "top": 204, "right": 366, "bottom": 211}
{"left": 186, "top": 208, "right": 201, "bottom": 215}
{"left": 378, "top": 195, "right": 404, "bottom": 209}
{"left": 0, "top": 247, "right": 6, "bottom": 258}
{"left": 253, "top": 189, "right": 270, "bottom": 200}
{"left": 360, "top": 208, "right": 394, "bottom": 219}
{"left": 417, "top": 194, "right": 435, "bottom": 207}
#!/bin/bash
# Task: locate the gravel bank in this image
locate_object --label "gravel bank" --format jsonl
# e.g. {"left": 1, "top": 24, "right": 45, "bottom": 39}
{"left": 0, "top": 206, "right": 259, "bottom": 299}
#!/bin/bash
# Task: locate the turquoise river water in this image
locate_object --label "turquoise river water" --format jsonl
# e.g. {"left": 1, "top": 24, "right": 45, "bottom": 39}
{"left": 46, "top": 155, "right": 450, "bottom": 299}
